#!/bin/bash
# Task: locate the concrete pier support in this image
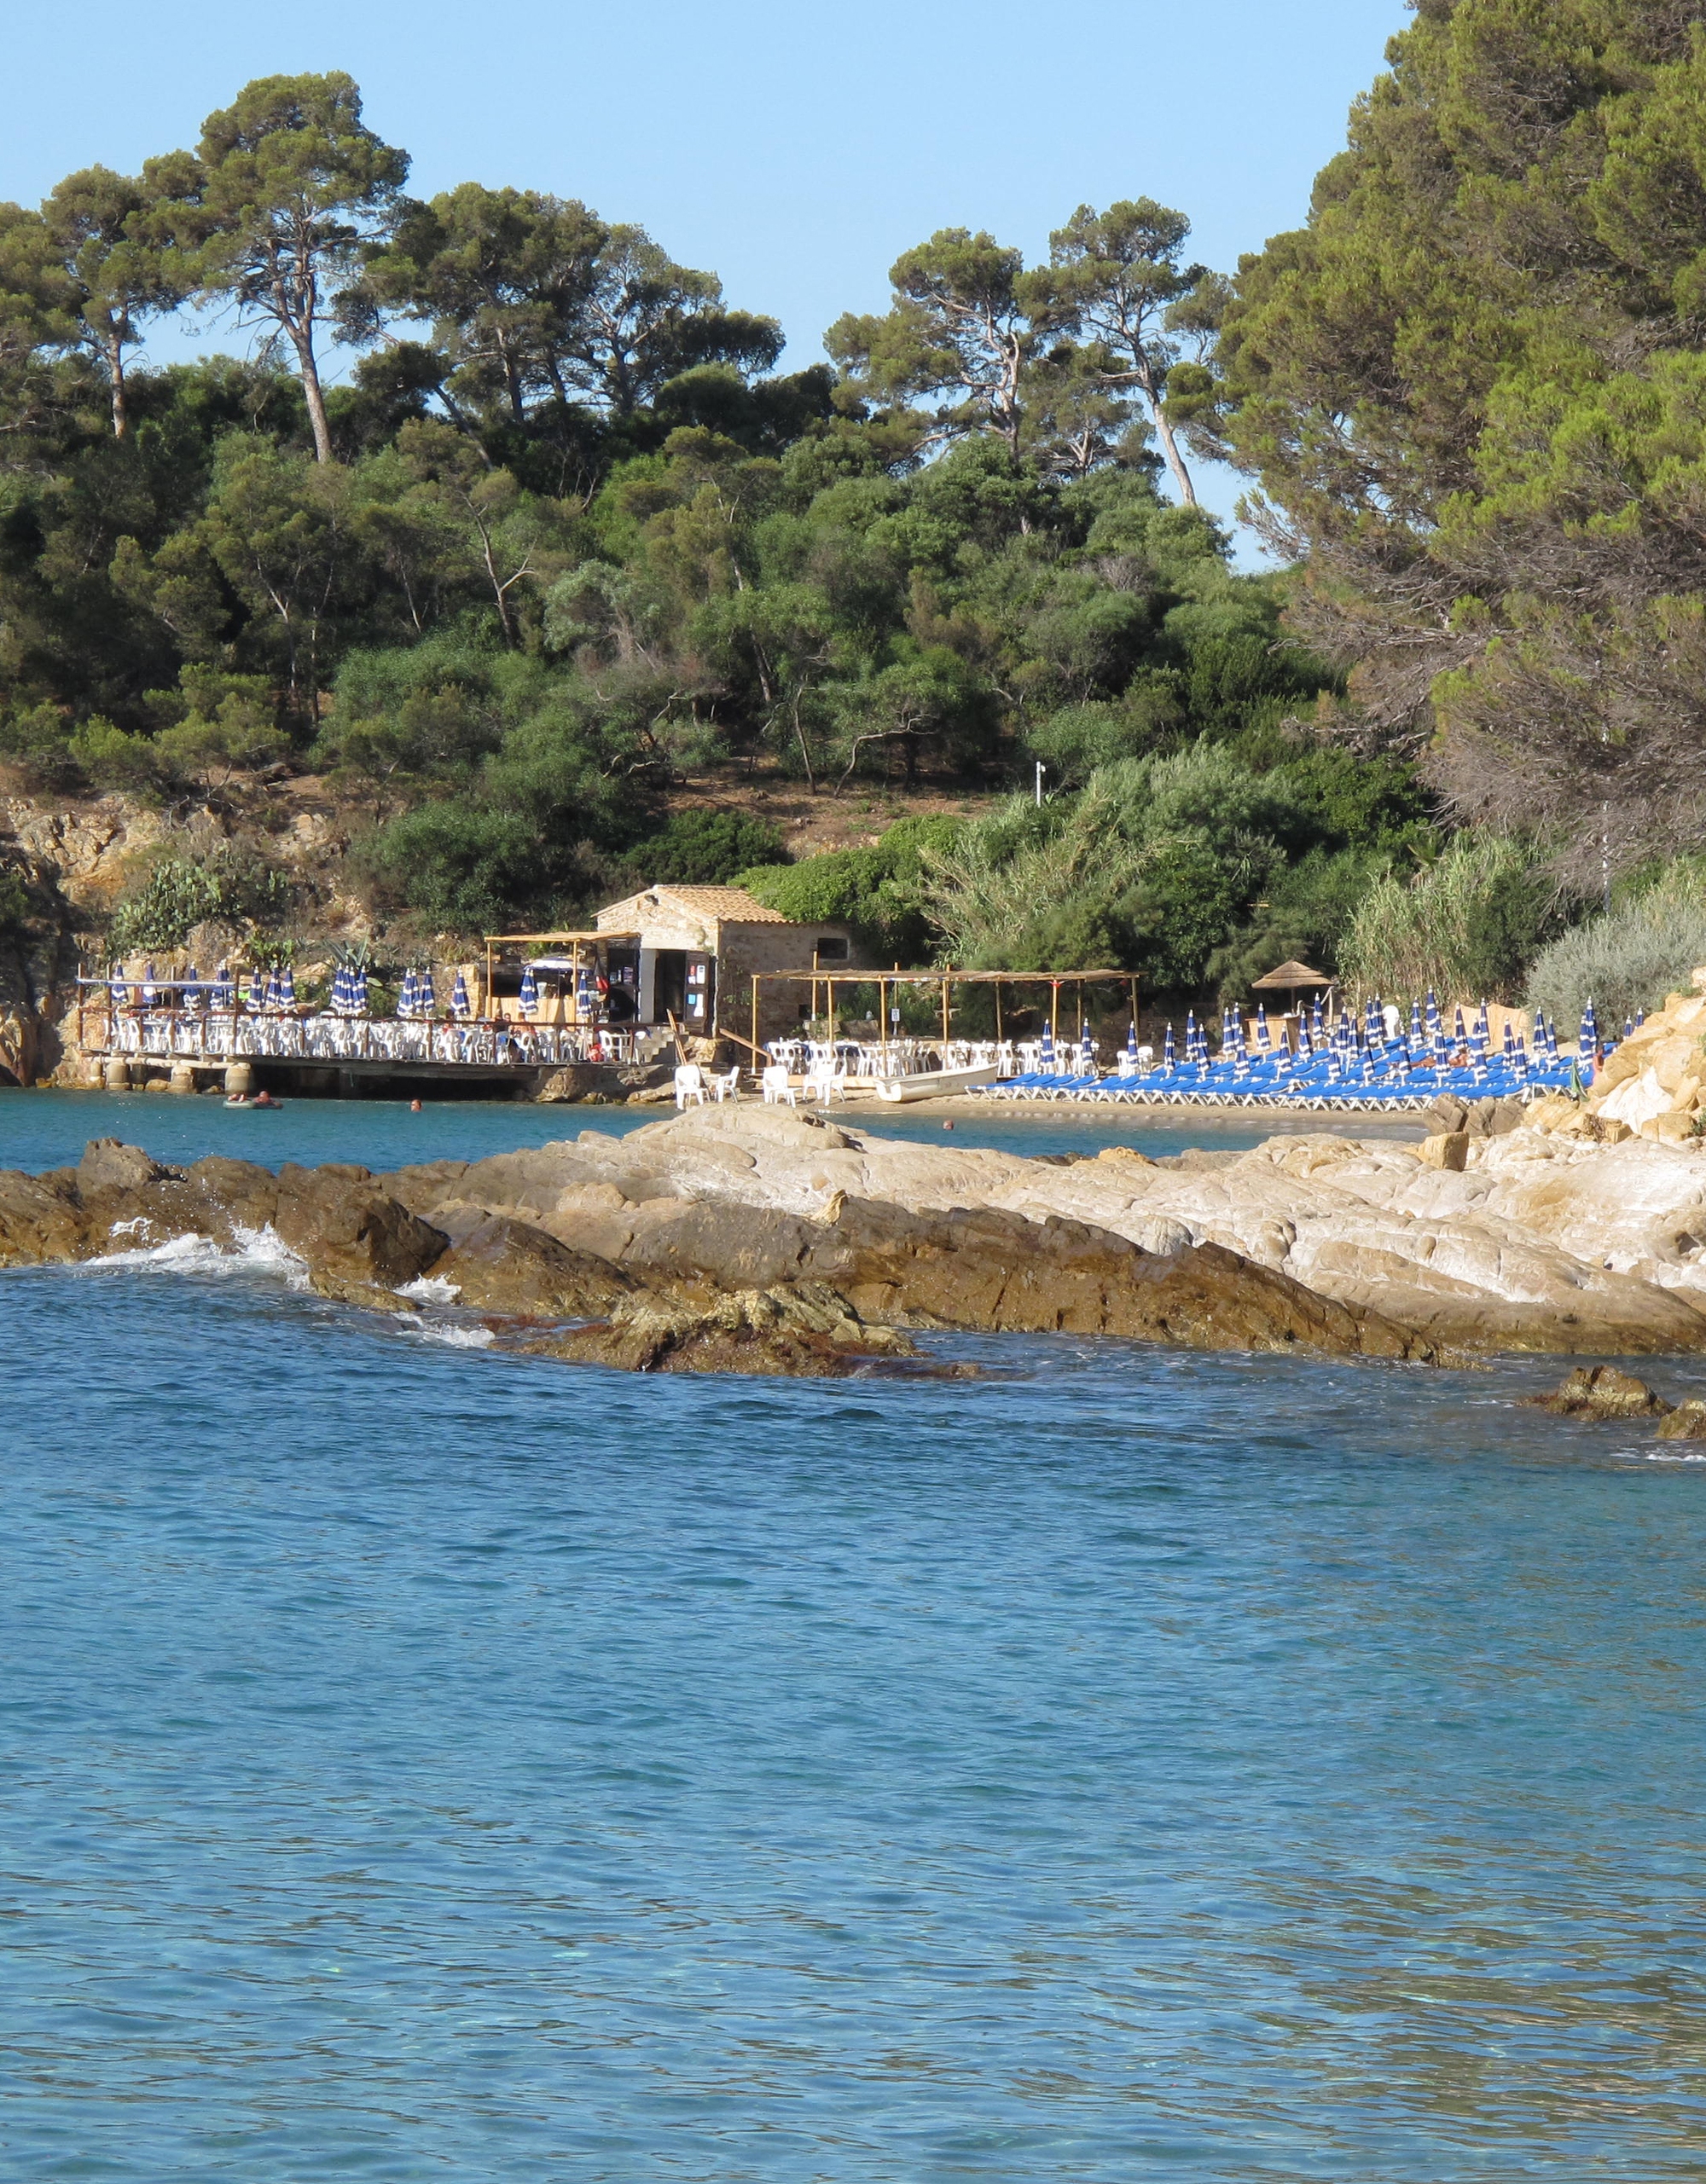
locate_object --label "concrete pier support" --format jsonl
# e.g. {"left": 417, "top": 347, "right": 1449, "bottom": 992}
{"left": 223, "top": 1062, "right": 253, "bottom": 1096}
{"left": 102, "top": 1057, "right": 131, "bottom": 1091}
{"left": 169, "top": 1063, "right": 196, "bottom": 1095}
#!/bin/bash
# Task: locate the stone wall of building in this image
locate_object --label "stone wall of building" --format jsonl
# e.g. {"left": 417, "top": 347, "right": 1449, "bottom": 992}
{"left": 716, "top": 923, "right": 868, "bottom": 1046}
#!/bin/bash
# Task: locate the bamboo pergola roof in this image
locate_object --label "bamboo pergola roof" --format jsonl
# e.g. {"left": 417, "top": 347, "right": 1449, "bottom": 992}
{"left": 749, "top": 967, "right": 1132, "bottom": 984}
{"left": 484, "top": 930, "right": 638, "bottom": 944}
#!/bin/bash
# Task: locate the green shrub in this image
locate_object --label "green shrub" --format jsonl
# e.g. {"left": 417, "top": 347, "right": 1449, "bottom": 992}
{"left": 1340, "top": 834, "right": 1570, "bottom": 1002}
{"left": 1526, "top": 867, "right": 1706, "bottom": 1031}
{"left": 0, "top": 866, "right": 31, "bottom": 936}
{"left": 361, "top": 803, "right": 550, "bottom": 934}
{"left": 68, "top": 717, "right": 165, "bottom": 795}
{"left": 0, "top": 704, "right": 82, "bottom": 793}
{"left": 624, "top": 809, "right": 788, "bottom": 885}
{"left": 738, "top": 815, "right": 960, "bottom": 961}
{"left": 108, "top": 850, "right": 293, "bottom": 953}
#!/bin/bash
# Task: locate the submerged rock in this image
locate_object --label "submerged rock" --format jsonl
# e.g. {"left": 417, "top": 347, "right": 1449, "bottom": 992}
{"left": 1657, "top": 1399, "right": 1706, "bottom": 1441}
{"left": 520, "top": 1282, "right": 926, "bottom": 1378}
{"left": 1525, "top": 1365, "right": 1674, "bottom": 1420}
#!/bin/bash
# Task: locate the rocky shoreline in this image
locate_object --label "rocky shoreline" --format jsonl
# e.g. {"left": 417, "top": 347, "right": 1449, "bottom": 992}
{"left": 3, "top": 1104, "right": 1706, "bottom": 1376}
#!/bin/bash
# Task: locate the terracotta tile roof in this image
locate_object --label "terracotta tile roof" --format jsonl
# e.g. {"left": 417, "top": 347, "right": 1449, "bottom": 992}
{"left": 600, "top": 883, "right": 789, "bottom": 926}
{"left": 659, "top": 884, "right": 788, "bottom": 923}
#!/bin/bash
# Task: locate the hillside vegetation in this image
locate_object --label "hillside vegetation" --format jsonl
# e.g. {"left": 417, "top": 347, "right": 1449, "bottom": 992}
{"left": 3, "top": 32, "right": 1704, "bottom": 1017}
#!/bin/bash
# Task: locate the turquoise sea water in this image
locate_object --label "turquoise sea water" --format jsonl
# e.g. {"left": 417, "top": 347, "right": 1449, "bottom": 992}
{"left": 0, "top": 1086, "right": 1419, "bottom": 1174}
{"left": 3, "top": 1087, "right": 1704, "bottom": 2181}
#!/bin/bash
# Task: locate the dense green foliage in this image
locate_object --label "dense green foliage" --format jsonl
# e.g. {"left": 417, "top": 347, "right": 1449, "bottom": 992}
{"left": 1215, "top": 0, "right": 1706, "bottom": 882}
{"left": 0, "top": 68, "right": 1412, "bottom": 970}
{"left": 40, "top": 62, "right": 1698, "bottom": 1005}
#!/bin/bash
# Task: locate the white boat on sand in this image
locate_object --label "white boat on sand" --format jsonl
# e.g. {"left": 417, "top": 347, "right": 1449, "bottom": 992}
{"left": 872, "top": 1063, "right": 1001, "bottom": 1103}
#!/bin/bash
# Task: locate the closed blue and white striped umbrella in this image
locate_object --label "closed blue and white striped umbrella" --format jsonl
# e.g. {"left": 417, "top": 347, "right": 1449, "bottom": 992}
{"left": 1580, "top": 999, "right": 1599, "bottom": 1052}
{"left": 1163, "top": 1022, "right": 1175, "bottom": 1065}
{"left": 212, "top": 964, "right": 234, "bottom": 1009}
{"left": 110, "top": 968, "right": 128, "bottom": 1008}
{"left": 1410, "top": 999, "right": 1424, "bottom": 1046}
{"left": 1126, "top": 1020, "right": 1140, "bottom": 1063}
{"left": 416, "top": 966, "right": 435, "bottom": 1017}
{"left": 1255, "top": 1002, "right": 1271, "bottom": 1051}
{"left": 1311, "top": 995, "right": 1326, "bottom": 1042}
{"left": 450, "top": 970, "right": 472, "bottom": 1020}
{"left": 399, "top": 969, "right": 418, "bottom": 1018}
{"left": 1185, "top": 1008, "right": 1198, "bottom": 1061}
{"left": 1078, "top": 1022, "right": 1094, "bottom": 1074}
{"left": 278, "top": 963, "right": 295, "bottom": 1010}
{"left": 181, "top": 964, "right": 202, "bottom": 1014}
{"left": 1364, "top": 994, "right": 1382, "bottom": 1043}
{"left": 519, "top": 965, "right": 539, "bottom": 1018}
{"left": 352, "top": 968, "right": 368, "bottom": 1016}
{"left": 330, "top": 963, "right": 347, "bottom": 1013}
{"left": 1502, "top": 1017, "right": 1516, "bottom": 1060}
{"left": 1039, "top": 1025, "right": 1056, "bottom": 1071}
{"left": 1452, "top": 1005, "right": 1467, "bottom": 1052}
{"left": 142, "top": 963, "right": 158, "bottom": 1008}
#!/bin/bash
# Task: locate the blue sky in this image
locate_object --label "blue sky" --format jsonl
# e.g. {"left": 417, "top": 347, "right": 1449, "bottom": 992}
{"left": 5, "top": 0, "right": 1408, "bottom": 542}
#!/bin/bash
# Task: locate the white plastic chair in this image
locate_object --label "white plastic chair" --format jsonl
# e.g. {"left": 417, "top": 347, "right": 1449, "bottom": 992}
{"left": 761, "top": 1063, "right": 797, "bottom": 1107}
{"left": 711, "top": 1065, "right": 741, "bottom": 1104}
{"left": 675, "top": 1063, "right": 708, "bottom": 1109}
{"left": 804, "top": 1065, "right": 848, "bottom": 1105}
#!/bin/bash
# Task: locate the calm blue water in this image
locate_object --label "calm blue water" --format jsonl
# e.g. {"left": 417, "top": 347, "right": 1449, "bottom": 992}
{"left": 0, "top": 1086, "right": 1418, "bottom": 1174}
{"left": 3, "top": 1090, "right": 1703, "bottom": 2181}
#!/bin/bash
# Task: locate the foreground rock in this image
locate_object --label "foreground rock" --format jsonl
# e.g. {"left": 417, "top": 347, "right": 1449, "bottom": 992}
{"left": 0, "top": 1126, "right": 1437, "bottom": 1376}
{"left": 7, "top": 1101, "right": 1706, "bottom": 1375}
{"left": 1658, "top": 1399, "right": 1706, "bottom": 1442}
{"left": 1527, "top": 963, "right": 1706, "bottom": 1147}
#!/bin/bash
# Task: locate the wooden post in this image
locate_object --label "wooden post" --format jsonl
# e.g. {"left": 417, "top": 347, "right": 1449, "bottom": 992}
{"left": 1050, "top": 980, "right": 1059, "bottom": 1044}
{"left": 751, "top": 974, "right": 759, "bottom": 1068}
{"left": 941, "top": 974, "right": 950, "bottom": 1048}
{"left": 994, "top": 976, "right": 1002, "bottom": 1042}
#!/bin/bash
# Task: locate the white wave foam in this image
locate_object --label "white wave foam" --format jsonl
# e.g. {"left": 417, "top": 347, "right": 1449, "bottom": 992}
{"left": 397, "top": 1273, "right": 461, "bottom": 1303}
{"left": 400, "top": 1316, "right": 494, "bottom": 1348}
{"left": 82, "top": 1221, "right": 309, "bottom": 1287}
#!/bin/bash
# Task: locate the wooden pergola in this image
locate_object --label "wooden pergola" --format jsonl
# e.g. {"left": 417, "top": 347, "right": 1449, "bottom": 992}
{"left": 748, "top": 965, "right": 1139, "bottom": 1064}
{"left": 482, "top": 929, "right": 639, "bottom": 1025}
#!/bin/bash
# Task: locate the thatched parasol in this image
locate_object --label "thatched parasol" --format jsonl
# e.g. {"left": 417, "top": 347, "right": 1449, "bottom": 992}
{"left": 1251, "top": 959, "right": 1332, "bottom": 1011}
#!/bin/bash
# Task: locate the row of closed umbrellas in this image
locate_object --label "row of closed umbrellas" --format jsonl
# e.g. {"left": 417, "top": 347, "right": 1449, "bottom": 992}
{"left": 107, "top": 963, "right": 496, "bottom": 1022}
{"left": 995, "top": 993, "right": 1623, "bottom": 1099}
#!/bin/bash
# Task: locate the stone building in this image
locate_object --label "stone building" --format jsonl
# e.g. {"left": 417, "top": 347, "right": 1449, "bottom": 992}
{"left": 593, "top": 884, "right": 864, "bottom": 1043}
